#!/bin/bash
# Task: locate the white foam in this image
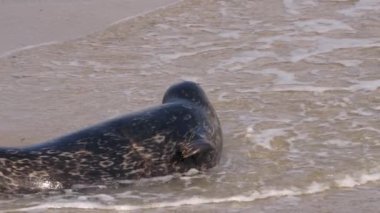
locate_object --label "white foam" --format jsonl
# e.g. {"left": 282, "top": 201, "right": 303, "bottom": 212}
{"left": 283, "top": 0, "right": 300, "bottom": 15}
{"left": 179, "top": 76, "right": 200, "bottom": 82}
{"left": 218, "top": 50, "right": 279, "bottom": 70}
{"left": 67, "top": 60, "right": 113, "bottom": 72}
{"left": 283, "top": 0, "right": 318, "bottom": 15}
{"left": 218, "top": 31, "right": 241, "bottom": 39}
{"left": 291, "top": 37, "right": 380, "bottom": 62}
{"left": 15, "top": 181, "right": 331, "bottom": 212}
{"left": 334, "top": 111, "right": 349, "bottom": 121}
{"left": 77, "top": 194, "right": 116, "bottom": 204}
{"left": 15, "top": 171, "right": 380, "bottom": 212}
{"left": 218, "top": 1, "right": 228, "bottom": 17}
{"left": 234, "top": 88, "right": 261, "bottom": 93}
{"left": 336, "top": 175, "right": 358, "bottom": 188}
{"left": 336, "top": 60, "right": 363, "bottom": 67}
{"left": 159, "top": 46, "right": 226, "bottom": 61}
{"left": 349, "top": 79, "right": 380, "bottom": 91}
{"left": 257, "top": 34, "right": 296, "bottom": 49}
{"left": 294, "top": 19, "right": 354, "bottom": 33}
{"left": 243, "top": 68, "right": 298, "bottom": 85}
{"left": 271, "top": 85, "right": 340, "bottom": 93}
{"left": 335, "top": 171, "right": 380, "bottom": 188}
{"left": 261, "top": 68, "right": 298, "bottom": 85}
{"left": 245, "top": 127, "right": 289, "bottom": 150}
{"left": 249, "top": 20, "right": 262, "bottom": 26}
{"left": 110, "top": 0, "right": 184, "bottom": 26}
{"left": 217, "top": 92, "right": 234, "bottom": 102}
{"left": 156, "top": 24, "right": 172, "bottom": 30}
{"left": 339, "top": 0, "right": 380, "bottom": 16}
{"left": 323, "top": 139, "right": 352, "bottom": 147}
{"left": 304, "top": 182, "right": 330, "bottom": 194}
{"left": 303, "top": 0, "right": 318, "bottom": 6}
{"left": 272, "top": 79, "right": 380, "bottom": 93}
{"left": 350, "top": 108, "right": 374, "bottom": 116}
{"left": 257, "top": 34, "right": 380, "bottom": 62}
{"left": 0, "top": 41, "right": 58, "bottom": 58}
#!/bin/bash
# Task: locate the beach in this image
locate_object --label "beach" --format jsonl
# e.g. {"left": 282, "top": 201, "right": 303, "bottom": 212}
{"left": 0, "top": 0, "right": 179, "bottom": 147}
{"left": 0, "top": 0, "right": 380, "bottom": 212}
{"left": 0, "top": 0, "right": 179, "bottom": 55}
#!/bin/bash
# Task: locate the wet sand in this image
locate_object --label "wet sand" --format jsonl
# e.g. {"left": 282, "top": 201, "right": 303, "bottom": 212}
{"left": 0, "top": 0, "right": 179, "bottom": 147}
{"left": 0, "top": 0, "right": 179, "bottom": 55}
{"left": 0, "top": 0, "right": 379, "bottom": 212}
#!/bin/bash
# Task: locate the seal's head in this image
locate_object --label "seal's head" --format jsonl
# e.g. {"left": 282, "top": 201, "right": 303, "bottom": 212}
{"left": 162, "top": 81, "right": 223, "bottom": 171}
{"left": 162, "top": 81, "right": 211, "bottom": 107}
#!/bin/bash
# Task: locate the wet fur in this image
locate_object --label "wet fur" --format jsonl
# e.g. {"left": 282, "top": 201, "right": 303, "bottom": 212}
{"left": 0, "top": 81, "right": 223, "bottom": 193}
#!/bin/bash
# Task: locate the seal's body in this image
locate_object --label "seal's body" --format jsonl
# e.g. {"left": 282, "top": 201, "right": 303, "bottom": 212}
{"left": 0, "top": 81, "right": 223, "bottom": 193}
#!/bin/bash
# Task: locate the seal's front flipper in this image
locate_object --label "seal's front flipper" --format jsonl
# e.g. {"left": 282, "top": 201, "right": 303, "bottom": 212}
{"left": 181, "top": 140, "right": 213, "bottom": 158}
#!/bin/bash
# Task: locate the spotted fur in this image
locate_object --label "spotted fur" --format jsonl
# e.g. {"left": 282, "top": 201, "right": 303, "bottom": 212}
{"left": 0, "top": 81, "right": 223, "bottom": 193}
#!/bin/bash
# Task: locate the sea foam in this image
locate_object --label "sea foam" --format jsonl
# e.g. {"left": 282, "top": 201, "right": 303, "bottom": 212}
{"left": 16, "top": 172, "right": 380, "bottom": 212}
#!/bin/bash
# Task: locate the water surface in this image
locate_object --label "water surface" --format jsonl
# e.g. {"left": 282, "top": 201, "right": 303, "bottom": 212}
{"left": 0, "top": 0, "right": 379, "bottom": 212}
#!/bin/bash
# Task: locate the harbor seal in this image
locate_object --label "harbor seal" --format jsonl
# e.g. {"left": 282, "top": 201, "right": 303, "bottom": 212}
{"left": 0, "top": 81, "right": 223, "bottom": 193}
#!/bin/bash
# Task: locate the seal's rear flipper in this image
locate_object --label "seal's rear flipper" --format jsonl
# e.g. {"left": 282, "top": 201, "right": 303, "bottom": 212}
{"left": 181, "top": 140, "right": 213, "bottom": 158}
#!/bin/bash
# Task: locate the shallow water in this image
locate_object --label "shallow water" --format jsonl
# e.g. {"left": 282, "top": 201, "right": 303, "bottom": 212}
{"left": 1, "top": 0, "right": 380, "bottom": 212}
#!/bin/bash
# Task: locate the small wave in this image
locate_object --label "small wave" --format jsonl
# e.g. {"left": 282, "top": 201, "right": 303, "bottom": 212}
{"left": 294, "top": 19, "right": 354, "bottom": 33}
{"left": 270, "top": 79, "right": 380, "bottom": 93}
{"left": 110, "top": 0, "right": 184, "bottom": 26}
{"left": 0, "top": 41, "right": 58, "bottom": 59}
{"left": 16, "top": 170, "right": 380, "bottom": 212}
{"left": 12, "top": 182, "right": 329, "bottom": 212}
{"left": 0, "top": 0, "right": 183, "bottom": 60}
{"left": 283, "top": 0, "right": 318, "bottom": 15}
{"left": 339, "top": 0, "right": 380, "bottom": 17}
{"left": 335, "top": 171, "right": 380, "bottom": 188}
{"left": 291, "top": 37, "right": 380, "bottom": 62}
{"left": 245, "top": 126, "right": 290, "bottom": 150}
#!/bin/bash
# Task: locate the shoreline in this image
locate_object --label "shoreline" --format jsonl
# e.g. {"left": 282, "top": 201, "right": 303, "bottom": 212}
{"left": 0, "top": 0, "right": 179, "bottom": 56}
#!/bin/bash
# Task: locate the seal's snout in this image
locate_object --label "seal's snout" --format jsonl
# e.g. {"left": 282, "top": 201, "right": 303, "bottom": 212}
{"left": 162, "top": 81, "right": 209, "bottom": 106}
